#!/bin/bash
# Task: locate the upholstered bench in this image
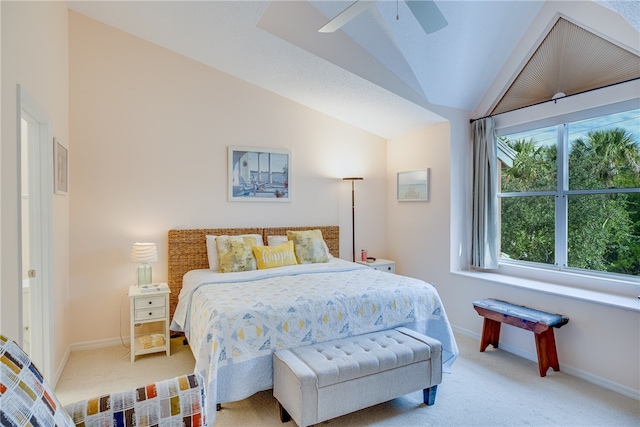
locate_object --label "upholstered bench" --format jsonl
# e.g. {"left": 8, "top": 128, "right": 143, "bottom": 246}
{"left": 473, "top": 298, "right": 569, "bottom": 377}
{"left": 273, "top": 327, "right": 442, "bottom": 427}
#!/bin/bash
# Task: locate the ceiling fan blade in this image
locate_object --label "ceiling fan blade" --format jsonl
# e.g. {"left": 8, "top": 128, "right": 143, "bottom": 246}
{"left": 318, "top": 0, "right": 375, "bottom": 33}
{"left": 406, "top": 0, "right": 448, "bottom": 34}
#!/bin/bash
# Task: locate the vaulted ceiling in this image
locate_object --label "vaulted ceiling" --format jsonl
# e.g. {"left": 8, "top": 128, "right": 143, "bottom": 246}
{"left": 66, "top": 1, "right": 639, "bottom": 138}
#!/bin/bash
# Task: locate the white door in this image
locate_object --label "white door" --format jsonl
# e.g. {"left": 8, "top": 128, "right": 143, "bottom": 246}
{"left": 18, "top": 85, "right": 54, "bottom": 381}
{"left": 20, "top": 115, "right": 33, "bottom": 355}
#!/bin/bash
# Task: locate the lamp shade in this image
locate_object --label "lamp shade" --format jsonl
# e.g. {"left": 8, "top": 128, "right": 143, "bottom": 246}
{"left": 130, "top": 243, "right": 158, "bottom": 263}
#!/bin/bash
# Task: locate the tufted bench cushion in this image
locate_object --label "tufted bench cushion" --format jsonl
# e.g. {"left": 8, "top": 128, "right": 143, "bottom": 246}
{"left": 273, "top": 327, "right": 442, "bottom": 427}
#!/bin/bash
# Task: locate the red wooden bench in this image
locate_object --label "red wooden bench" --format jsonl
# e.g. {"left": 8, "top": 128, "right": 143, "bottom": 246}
{"left": 473, "top": 298, "right": 569, "bottom": 377}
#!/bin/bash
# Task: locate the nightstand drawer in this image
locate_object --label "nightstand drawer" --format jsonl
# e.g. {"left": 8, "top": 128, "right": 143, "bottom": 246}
{"left": 134, "top": 307, "right": 166, "bottom": 321}
{"left": 134, "top": 296, "right": 166, "bottom": 310}
{"left": 371, "top": 263, "right": 395, "bottom": 273}
{"left": 356, "top": 258, "right": 396, "bottom": 274}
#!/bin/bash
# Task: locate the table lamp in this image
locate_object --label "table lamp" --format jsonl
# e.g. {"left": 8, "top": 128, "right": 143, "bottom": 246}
{"left": 131, "top": 242, "right": 158, "bottom": 286}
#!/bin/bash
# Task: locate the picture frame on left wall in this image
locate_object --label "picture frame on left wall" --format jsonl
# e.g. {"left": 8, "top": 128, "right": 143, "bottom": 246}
{"left": 54, "top": 138, "right": 68, "bottom": 195}
{"left": 228, "top": 146, "right": 291, "bottom": 202}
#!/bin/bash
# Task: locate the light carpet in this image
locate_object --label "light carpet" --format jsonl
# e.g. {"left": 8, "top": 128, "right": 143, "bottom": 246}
{"left": 55, "top": 333, "right": 639, "bottom": 426}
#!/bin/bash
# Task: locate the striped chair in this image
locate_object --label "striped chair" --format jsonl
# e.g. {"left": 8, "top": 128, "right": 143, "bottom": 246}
{"left": 0, "top": 335, "right": 207, "bottom": 427}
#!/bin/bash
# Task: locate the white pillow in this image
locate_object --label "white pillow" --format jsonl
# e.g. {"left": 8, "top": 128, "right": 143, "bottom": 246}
{"left": 267, "top": 235, "right": 288, "bottom": 246}
{"left": 206, "top": 234, "right": 263, "bottom": 271}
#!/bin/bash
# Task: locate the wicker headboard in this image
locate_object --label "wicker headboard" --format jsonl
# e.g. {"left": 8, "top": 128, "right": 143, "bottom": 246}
{"left": 167, "top": 225, "right": 339, "bottom": 320}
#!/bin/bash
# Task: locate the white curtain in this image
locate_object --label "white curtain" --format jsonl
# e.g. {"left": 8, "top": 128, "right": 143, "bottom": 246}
{"left": 471, "top": 117, "right": 499, "bottom": 269}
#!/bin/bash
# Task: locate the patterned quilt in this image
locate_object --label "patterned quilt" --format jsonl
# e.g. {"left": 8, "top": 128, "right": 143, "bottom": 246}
{"left": 171, "top": 259, "right": 458, "bottom": 421}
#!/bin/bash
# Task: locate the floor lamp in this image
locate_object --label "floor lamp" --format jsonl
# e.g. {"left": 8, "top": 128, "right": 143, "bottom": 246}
{"left": 343, "top": 177, "right": 363, "bottom": 261}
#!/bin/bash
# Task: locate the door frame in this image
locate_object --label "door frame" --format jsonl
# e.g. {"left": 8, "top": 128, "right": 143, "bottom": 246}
{"left": 17, "top": 85, "right": 54, "bottom": 381}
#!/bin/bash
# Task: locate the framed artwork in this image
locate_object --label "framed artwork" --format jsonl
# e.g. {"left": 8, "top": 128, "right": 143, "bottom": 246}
{"left": 397, "top": 169, "right": 429, "bottom": 201}
{"left": 54, "top": 138, "right": 68, "bottom": 195}
{"left": 228, "top": 146, "right": 291, "bottom": 202}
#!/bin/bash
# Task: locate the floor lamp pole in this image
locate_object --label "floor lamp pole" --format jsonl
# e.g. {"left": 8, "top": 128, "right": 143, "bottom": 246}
{"left": 343, "top": 177, "right": 363, "bottom": 262}
{"left": 350, "top": 180, "right": 356, "bottom": 262}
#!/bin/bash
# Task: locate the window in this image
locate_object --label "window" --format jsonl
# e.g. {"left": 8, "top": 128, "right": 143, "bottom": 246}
{"left": 497, "top": 108, "right": 640, "bottom": 278}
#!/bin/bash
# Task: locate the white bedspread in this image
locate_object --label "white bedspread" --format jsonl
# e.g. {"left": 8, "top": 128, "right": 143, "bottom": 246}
{"left": 171, "top": 258, "right": 458, "bottom": 422}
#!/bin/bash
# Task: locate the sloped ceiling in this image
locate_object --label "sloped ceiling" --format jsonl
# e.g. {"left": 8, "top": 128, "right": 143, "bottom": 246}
{"left": 66, "top": 1, "right": 639, "bottom": 138}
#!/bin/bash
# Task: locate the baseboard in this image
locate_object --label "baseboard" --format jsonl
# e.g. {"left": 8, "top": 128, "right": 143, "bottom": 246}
{"left": 450, "top": 325, "right": 639, "bottom": 401}
{"left": 70, "top": 336, "right": 129, "bottom": 352}
{"left": 51, "top": 344, "right": 72, "bottom": 390}
{"left": 451, "top": 325, "right": 480, "bottom": 341}
{"left": 559, "top": 364, "right": 640, "bottom": 401}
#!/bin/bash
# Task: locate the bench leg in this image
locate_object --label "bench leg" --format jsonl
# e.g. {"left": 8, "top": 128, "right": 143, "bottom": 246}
{"left": 479, "top": 317, "right": 501, "bottom": 351}
{"left": 423, "top": 385, "right": 438, "bottom": 406}
{"left": 535, "top": 328, "right": 560, "bottom": 377}
{"left": 277, "top": 401, "right": 291, "bottom": 423}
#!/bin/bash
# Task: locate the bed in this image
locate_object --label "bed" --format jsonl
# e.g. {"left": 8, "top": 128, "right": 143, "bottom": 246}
{"left": 168, "top": 226, "right": 458, "bottom": 422}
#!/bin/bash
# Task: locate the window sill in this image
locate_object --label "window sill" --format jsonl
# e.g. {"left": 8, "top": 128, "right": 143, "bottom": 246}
{"left": 453, "top": 269, "right": 640, "bottom": 312}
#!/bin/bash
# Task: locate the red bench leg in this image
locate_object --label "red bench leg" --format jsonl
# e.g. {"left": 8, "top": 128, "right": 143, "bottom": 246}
{"left": 479, "top": 317, "right": 501, "bottom": 351}
{"left": 535, "top": 327, "right": 559, "bottom": 377}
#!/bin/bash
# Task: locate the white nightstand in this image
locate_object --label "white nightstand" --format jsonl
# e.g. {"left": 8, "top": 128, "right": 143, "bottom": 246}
{"left": 129, "top": 284, "right": 171, "bottom": 362}
{"left": 356, "top": 258, "right": 396, "bottom": 273}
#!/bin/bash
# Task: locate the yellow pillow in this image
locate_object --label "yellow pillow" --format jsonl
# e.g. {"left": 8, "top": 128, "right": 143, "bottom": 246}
{"left": 252, "top": 240, "right": 298, "bottom": 270}
{"left": 287, "top": 229, "right": 330, "bottom": 264}
{"left": 206, "top": 233, "right": 263, "bottom": 271}
{"left": 216, "top": 236, "right": 258, "bottom": 273}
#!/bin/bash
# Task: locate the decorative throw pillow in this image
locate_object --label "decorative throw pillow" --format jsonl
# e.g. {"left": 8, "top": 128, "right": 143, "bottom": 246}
{"left": 253, "top": 240, "right": 298, "bottom": 269}
{"left": 207, "top": 234, "right": 262, "bottom": 271}
{"left": 0, "top": 335, "right": 75, "bottom": 427}
{"left": 269, "top": 234, "right": 333, "bottom": 259}
{"left": 64, "top": 373, "right": 206, "bottom": 427}
{"left": 216, "top": 236, "right": 259, "bottom": 272}
{"left": 287, "top": 229, "right": 330, "bottom": 264}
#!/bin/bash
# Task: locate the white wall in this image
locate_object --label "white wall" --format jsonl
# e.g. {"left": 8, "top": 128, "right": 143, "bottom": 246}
{"left": 68, "top": 12, "right": 388, "bottom": 344}
{"left": 0, "top": 1, "right": 3, "bottom": 336}
{"left": 386, "top": 122, "right": 451, "bottom": 280}
{"left": 387, "top": 110, "right": 639, "bottom": 398}
{"left": 3, "top": 0, "right": 637, "bottom": 399}
{"left": 1, "top": 1, "right": 70, "bottom": 379}
{"left": 385, "top": 2, "right": 640, "bottom": 398}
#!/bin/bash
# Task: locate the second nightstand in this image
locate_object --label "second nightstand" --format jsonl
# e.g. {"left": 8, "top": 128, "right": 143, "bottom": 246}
{"left": 129, "top": 284, "right": 171, "bottom": 363}
{"left": 356, "top": 258, "right": 396, "bottom": 274}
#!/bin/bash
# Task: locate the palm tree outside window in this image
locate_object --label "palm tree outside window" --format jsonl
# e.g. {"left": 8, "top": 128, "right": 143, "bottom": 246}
{"left": 497, "top": 109, "right": 640, "bottom": 278}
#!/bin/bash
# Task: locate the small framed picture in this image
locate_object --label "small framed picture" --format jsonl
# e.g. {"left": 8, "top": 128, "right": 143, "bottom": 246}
{"left": 228, "top": 146, "right": 290, "bottom": 202}
{"left": 397, "top": 169, "right": 429, "bottom": 201}
{"left": 54, "top": 138, "right": 68, "bottom": 195}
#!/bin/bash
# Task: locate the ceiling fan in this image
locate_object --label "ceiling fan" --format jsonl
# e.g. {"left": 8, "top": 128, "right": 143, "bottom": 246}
{"left": 318, "top": 0, "right": 448, "bottom": 34}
